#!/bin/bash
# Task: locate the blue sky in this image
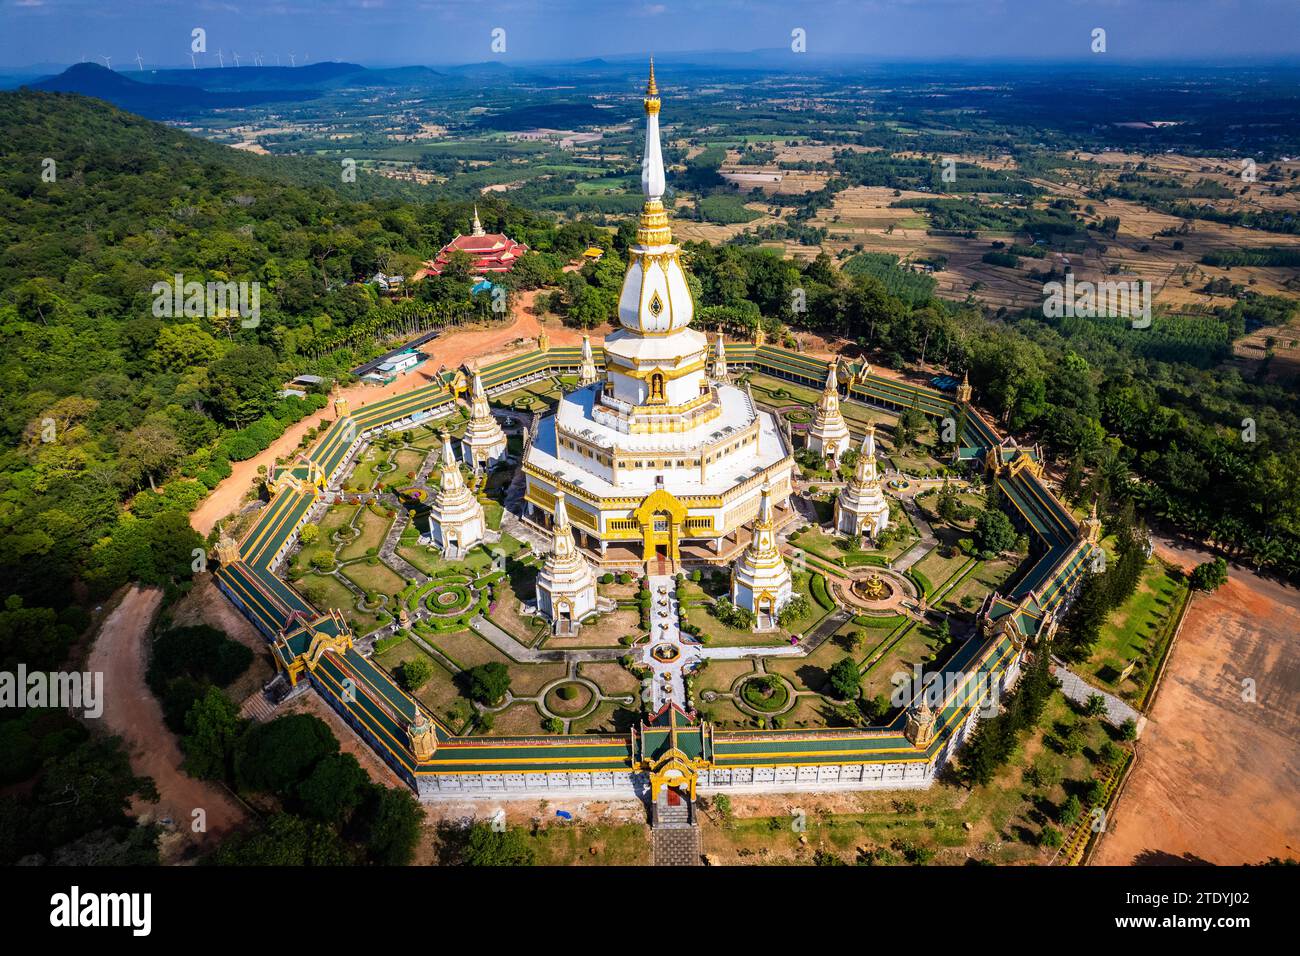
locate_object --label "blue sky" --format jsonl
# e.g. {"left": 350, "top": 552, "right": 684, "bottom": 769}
{"left": 2, "top": 0, "right": 1298, "bottom": 70}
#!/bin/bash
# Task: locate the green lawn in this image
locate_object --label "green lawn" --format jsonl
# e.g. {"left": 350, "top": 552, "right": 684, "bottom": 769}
{"left": 521, "top": 822, "right": 650, "bottom": 866}
{"left": 339, "top": 559, "right": 408, "bottom": 597}
{"left": 373, "top": 640, "right": 467, "bottom": 729}
{"left": 295, "top": 572, "right": 381, "bottom": 634}
{"left": 1087, "top": 560, "right": 1189, "bottom": 705}
{"left": 700, "top": 692, "right": 1126, "bottom": 864}
{"left": 338, "top": 507, "right": 393, "bottom": 562}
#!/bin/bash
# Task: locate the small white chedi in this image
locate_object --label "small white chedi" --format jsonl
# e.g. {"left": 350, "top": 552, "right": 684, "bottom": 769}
{"left": 730, "top": 483, "right": 794, "bottom": 630}
{"left": 535, "top": 492, "right": 599, "bottom": 634}
{"left": 806, "top": 359, "right": 852, "bottom": 466}
{"left": 461, "top": 370, "right": 508, "bottom": 469}
{"left": 835, "top": 421, "right": 890, "bottom": 540}
{"left": 578, "top": 333, "right": 599, "bottom": 386}
{"left": 427, "top": 432, "right": 485, "bottom": 559}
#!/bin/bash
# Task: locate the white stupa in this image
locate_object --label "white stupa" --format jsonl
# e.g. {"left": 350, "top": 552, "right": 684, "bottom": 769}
{"left": 710, "top": 331, "right": 730, "bottom": 383}
{"left": 807, "top": 359, "right": 852, "bottom": 466}
{"left": 427, "top": 433, "right": 485, "bottom": 559}
{"left": 730, "top": 484, "right": 793, "bottom": 630}
{"left": 520, "top": 61, "right": 795, "bottom": 566}
{"left": 835, "top": 422, "right": 890, "bottom": 540}
{"left": 578, "top": 333, "right": 599, "bottom": 386}
{"left": 534, "top": 492, "right": 599, "bottom": 634}
{"left": 461, "top": 370, "right": 508, "bottom": 469}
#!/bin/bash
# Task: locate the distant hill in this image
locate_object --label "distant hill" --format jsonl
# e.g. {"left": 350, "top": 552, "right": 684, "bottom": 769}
{"left": 0, "top": 88, "right": 424, "bottom": 201}
{"left": 127, "top": 61, "right": 430, "bottom": 92}
{"left": 27, "top": 63, "right": 320, "bottom": 117}
{"left": 476, "top": 101, "right": 624, "bottom": 131}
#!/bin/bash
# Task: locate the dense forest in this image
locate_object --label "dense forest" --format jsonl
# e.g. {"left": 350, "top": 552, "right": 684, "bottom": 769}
{"left": 0, "top": 91, "right": 606, "bottom": 611}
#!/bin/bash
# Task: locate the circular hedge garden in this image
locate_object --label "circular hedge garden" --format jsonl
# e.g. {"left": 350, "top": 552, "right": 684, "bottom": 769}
{"left": 544, "top": 681, "right": 594, "bottom": 717}
{"left": 424, "top": 582, "right": 474, "bottom": 616}
{"left": 739, "top": 675, "right": 790, "bottom": 713}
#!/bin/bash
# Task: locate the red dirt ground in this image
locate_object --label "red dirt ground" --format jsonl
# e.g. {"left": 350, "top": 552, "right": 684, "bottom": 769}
{"left": 86, "top": 586, "right": 248, "bottom": 862}
{"left": 1093, "top": 539, "right": 1300, "bottom": 865}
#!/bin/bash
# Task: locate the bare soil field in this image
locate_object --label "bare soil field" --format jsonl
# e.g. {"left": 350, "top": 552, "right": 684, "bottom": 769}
{"left": 87, "top": 586, "right": 248, "bottom": 862}
{"left": 1227, "top": 322, "right": 1300, "bottom": 382}
{"left": 803, "top": 152, "right": 1300, "bottom": 314}
{"left": 1093, "top": 540, "right": 1300, "bottom": 865}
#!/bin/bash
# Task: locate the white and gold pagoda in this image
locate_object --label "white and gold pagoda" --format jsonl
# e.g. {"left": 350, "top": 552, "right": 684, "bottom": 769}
{"left": 461, "top": 370, "right": 508, "bottom": 468}
{"left": 730, "top": 484, "right": 793, "bottom": 630}
{"left": 534, "top": 492, "right": 599, "bottom": 634}
{"left": 835, "top": 422, "right": 890, "bottom": 540}
{"left": 710, "top": 331, "right": 730, "bottom": 383}
{"left": 807, "top": 359, "right": 852, "bottom": 466}
{"left": 578, "top": 334, "right": 599, "bottom": 386}
{"left": 521, "top": 61, "right": 795, "bottom": 567}
{"left": 427, "top": 433, "right": 485, "bottom": 559}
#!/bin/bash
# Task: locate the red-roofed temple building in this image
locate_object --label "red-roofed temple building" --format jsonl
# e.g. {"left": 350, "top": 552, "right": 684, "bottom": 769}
{"left": 417, "top": 208, "right": 529, "bottom": 280}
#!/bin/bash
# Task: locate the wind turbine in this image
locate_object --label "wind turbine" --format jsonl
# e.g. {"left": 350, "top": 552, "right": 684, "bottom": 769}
{"left": 216, "top": 49, "right": 224, "bottom": 68}
{"left": 232, "top": 51, "right": 241, "bottom": 67}
{"left": 254, "top": 52, "right": 263, "bottom": 67}
{"left": 100, "top": 55, "right": 112, "bottom": 70}
{"left": 189, "top": 51, "right": 197, "bottom": 69}
{"left": 289, "top": 52, "right": 296, "bottom": 67}
{"left": 135, "top": 52, "right": 144, "bottom": 71}
{"left": 274, "top": 53, "right": 280, "bottom": 66}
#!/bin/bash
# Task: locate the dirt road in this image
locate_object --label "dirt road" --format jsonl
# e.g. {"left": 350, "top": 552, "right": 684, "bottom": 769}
{"left": 190, "top": 289, "right": 596, "bottom": 538}
{"left": 87, "top": 586, "right": 248, "bottom": 861}
{"left": 1093, "top": 539, "right": 1300, "bottom": 865}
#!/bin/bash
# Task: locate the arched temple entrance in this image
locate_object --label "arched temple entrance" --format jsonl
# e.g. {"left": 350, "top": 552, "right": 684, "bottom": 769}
{"left": 634, "top": 488, "right": 688, "bottom": 565}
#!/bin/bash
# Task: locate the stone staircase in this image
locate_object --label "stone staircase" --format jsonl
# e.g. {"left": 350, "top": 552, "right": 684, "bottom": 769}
{"left": 650, "top": 790, "right": 701, "bottom": 866}
{"left": 239, "top": 690, "right": 278, "bottom": 723}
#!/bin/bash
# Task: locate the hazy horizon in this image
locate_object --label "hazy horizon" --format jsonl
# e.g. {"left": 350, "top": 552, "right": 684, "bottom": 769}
{"left": 3, "top": 0, "right": 1299, "bottom": 72}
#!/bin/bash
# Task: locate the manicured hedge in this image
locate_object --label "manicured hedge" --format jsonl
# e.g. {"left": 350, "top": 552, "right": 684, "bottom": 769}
{"left": 810, "top": 573, "right": 836, "bottom": 611}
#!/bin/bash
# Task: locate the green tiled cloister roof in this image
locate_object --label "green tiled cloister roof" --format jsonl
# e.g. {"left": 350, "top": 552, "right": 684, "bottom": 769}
{"left": 212, "top": 342, "right": 1088, "bottom": 785}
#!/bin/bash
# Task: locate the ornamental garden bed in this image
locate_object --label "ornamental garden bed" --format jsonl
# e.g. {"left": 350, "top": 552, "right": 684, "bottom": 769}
{"left": 936, "top": 557, "right": 1014, "bottom": 619}
{"left": 682, "top": 602, "right": 789, "bottom": 647}
{"left": 696, "top": 660, "right": 759, "bottom": 697}
{"left": 505, "top": 662, "right": 569, "bottom": 698}
{"left": 545, "top": 681, "right": 595, "bottom": 717}
{"left": 338, "top": 507, "right": 393, "bottom": 562}
{"left": 429, "top": 628, "right": 511, "bottom": 673}
{"left": 738, "top": 675, "right": 790, "bottom": 713}
{"left": 542, "top": 607, "right": 642, "bottom": 649}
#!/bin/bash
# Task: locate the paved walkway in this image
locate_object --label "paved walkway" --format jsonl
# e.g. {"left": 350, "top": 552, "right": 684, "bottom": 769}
{"left": 700, "top": 644, "right": 802, "bottom": 660}
{"left": 1052, "top": 657, "right": 1144, "bottom": 731}
{"left": 469, "top": 614, "right": 622, "bottom": 664}
{"left": 652, "top": 824, "right": 701, "bottom": 866}
{"left": 642, "top": 574, "right": 702, "bottom": 709}
{"left": 893, "top": 495, "right": 938, "bottom": 572}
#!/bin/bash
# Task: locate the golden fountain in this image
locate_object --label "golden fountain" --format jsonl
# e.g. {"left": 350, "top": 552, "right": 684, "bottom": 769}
{"left": 860, "top": 573, "right": 889, "bottom": 601}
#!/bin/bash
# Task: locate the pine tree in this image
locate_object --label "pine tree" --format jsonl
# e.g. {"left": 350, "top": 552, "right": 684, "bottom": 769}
{"left": 1062, "top": 571, "right": 1110, "bottom": 660}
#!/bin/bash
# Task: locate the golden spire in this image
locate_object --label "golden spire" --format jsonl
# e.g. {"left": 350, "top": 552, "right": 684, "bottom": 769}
{"left": 644, "top": 56, "right": 660, "bottom": 113}
{"left": 636, "top": 57, "right": 670, "bottom": 245}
